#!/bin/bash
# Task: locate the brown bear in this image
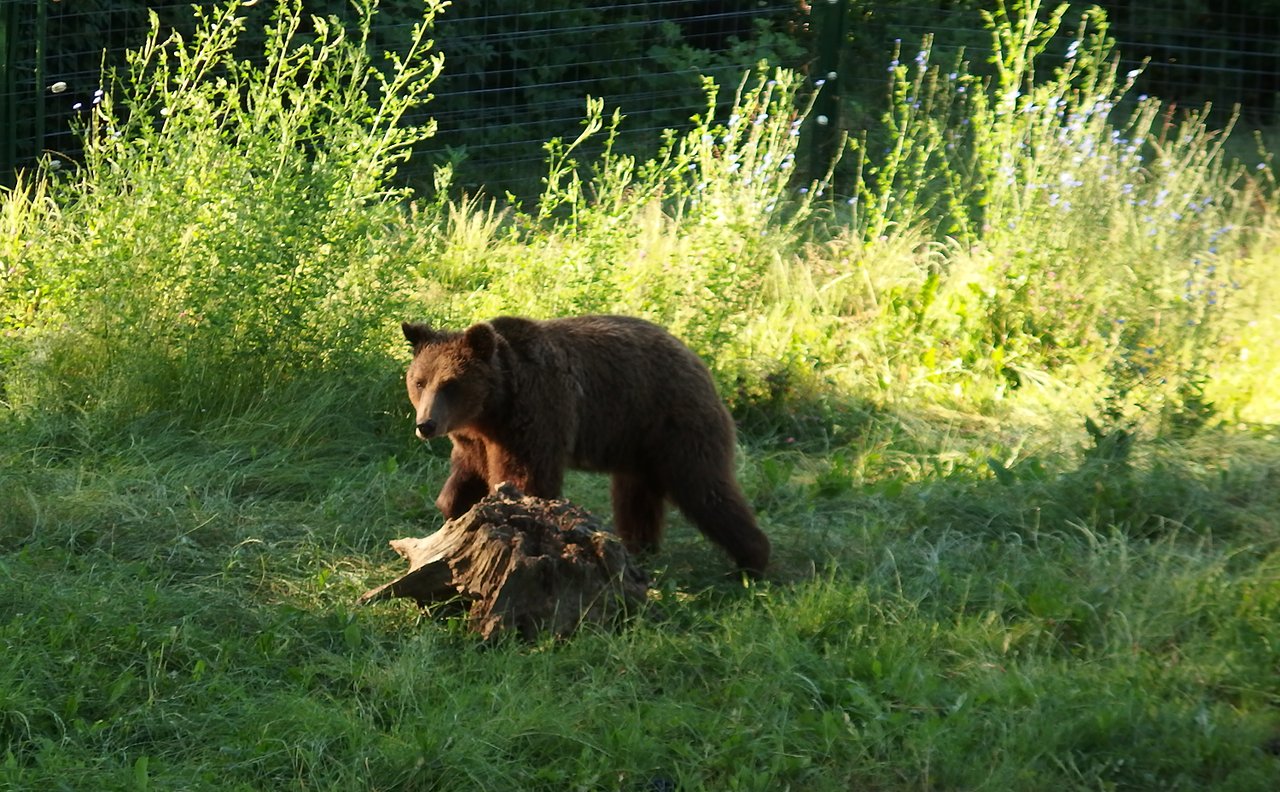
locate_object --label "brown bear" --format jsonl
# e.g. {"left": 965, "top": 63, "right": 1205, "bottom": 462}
{"left": 401, "top": 315, "right": 771, "bottom": 574}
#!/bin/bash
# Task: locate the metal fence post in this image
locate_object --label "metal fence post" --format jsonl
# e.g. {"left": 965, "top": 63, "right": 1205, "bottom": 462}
{"left": 34, "top": 0, "right": 45, "bottom": 165}
{"left": 810, "top": 0, "right": 846, "bottom": 181}
{"left": 1, "top": 0, "right": 16, "bottom": 185}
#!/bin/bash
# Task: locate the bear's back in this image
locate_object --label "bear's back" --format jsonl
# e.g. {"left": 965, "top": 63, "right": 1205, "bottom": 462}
{"left": 491, "top": 315, "right": 732, "bottom": 467}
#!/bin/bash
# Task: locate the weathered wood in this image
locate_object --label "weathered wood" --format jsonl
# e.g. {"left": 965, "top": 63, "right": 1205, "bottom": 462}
{"left": 359, "top": 482, "right": 649, "bottom": 640}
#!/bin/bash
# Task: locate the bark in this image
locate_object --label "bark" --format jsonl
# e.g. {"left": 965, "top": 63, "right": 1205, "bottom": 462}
{"left": 359, "top": 482, "right": 649, "bottom": 640}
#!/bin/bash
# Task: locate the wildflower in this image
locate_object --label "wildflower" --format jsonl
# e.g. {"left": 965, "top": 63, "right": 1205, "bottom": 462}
{"left": 1066, "top": 40, "right": 1080, "bottom": 59}
{"left": 1125, "top": 68, "right": 1142, "bottom": 80}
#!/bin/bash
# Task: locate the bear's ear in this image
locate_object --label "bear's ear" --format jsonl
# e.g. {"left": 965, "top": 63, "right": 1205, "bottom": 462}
{"left": 402, "top": 322, "right": 438, "bottom": 353}
{"left": 463, "top": 322, "right": 497, "bottom": 361}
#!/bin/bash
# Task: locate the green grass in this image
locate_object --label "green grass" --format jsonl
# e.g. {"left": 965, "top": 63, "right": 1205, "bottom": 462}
{"left": 2, "top": 412, "right": 1278, "bottom": 790}
{"left": 2, "top": 0, "right": 1279, "bottom": 788}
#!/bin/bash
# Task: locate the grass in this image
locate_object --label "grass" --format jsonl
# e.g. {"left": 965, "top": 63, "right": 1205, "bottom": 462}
{"left": 2, "top": 412, "right": 1278, "bottom": 790}
{"left": 1, "top": 0, "right": 1279, "bottom": 789}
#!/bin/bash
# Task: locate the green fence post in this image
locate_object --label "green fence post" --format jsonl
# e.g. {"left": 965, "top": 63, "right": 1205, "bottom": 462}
{"left": 0, "top": 0, "right": 16, "bottom": 185}
{"left": 35, "top": 0, "right": 46, "bottom": 163}
{"left": 810, "top": 0, "right": 847, "bottom": 180}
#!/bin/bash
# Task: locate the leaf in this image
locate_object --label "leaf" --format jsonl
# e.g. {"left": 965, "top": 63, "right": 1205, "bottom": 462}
{"left": 133, "top": 755, "right": 150, "bottom": 791}
{"left": 987, "top": 457, "right": 1017, "bottom": 486}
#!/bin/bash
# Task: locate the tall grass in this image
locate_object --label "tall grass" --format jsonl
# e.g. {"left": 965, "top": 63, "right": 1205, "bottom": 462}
{"left": 829, "top": 0, "right": 1272, "bottom": 428}
{"left": 0, "top": 0, "right": 1277, "bottom": 789}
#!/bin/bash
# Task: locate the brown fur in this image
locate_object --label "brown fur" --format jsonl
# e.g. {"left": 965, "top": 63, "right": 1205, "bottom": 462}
{"left": 401, "top": 315, "right": 771, "bottom": 574}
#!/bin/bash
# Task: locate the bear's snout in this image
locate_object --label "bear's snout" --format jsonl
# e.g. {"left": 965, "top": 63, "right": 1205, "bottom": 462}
{"left": 416, "top": 419, "right": 439, "bottom": 440}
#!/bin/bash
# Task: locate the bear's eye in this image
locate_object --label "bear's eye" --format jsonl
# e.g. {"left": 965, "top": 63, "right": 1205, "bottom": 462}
{"left": 412, "top": 379, "right": 426, "bottom": 392}
{"left": 437, "top": 379, "right": 458, "bottom": 395}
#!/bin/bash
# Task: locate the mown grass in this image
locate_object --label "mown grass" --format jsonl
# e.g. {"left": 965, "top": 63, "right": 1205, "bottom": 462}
{"left": 2, "top": 0, "right": 1278, "bottom": 789}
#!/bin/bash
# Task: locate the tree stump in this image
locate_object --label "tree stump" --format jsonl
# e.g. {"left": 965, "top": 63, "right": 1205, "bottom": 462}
{"left": 359, "top": 482, "right": 649, "bottom": 640}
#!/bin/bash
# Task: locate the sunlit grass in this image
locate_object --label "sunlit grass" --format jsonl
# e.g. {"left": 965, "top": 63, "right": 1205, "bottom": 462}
{"left": 0, "top": 0, "right": 1278, "bottom": 788}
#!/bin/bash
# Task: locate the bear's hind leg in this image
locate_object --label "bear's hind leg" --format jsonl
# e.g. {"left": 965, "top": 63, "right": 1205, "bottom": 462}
{"left": 611, "top": 472, "right": 666, "bottom": 556}
{"left": 667, "top": 472, "right": 771, "bottom": 575}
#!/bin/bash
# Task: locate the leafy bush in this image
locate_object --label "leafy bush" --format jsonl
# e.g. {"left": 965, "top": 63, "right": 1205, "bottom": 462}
{"left": 1, "top": 0, "right": 444, "bottom": 426}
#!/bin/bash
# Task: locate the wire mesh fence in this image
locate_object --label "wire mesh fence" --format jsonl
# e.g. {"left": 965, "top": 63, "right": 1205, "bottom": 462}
{"left": 2, "top": 1, "right": 1277, "bottom": 194}
{"left": 842, "top": 1, "right": 1280, "bottom": 125}
{"left": 0, "top": 0, "right": 805, "bottom": 196}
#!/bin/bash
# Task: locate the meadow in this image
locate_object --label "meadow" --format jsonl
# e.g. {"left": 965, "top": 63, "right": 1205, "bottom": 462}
{"left": 1, "top": 0, "right": 1278, "bottom": 789}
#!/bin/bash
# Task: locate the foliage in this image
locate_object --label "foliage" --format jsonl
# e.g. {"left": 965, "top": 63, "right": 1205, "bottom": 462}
{"left": 831, "top": 0, "right": 1269, "bottom": 430}
{"left": 836, "top": 0, "right": 1280, "bottom": 126}
{"left": 7, "top": 0, "right": 803, "bottom": 197}
{"left": 1, "top": 0, "right": 444, "bottom": 426}
{"left": 0, "top": 0, "right": 1278, "bottom": 790}
{"left": 423, "top": 0, "right": 804, "bottom": 194}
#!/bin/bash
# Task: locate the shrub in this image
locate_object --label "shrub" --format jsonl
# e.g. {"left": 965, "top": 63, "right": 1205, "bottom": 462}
{"left": 0, "top": 0, "right": 444, "bottom": 426}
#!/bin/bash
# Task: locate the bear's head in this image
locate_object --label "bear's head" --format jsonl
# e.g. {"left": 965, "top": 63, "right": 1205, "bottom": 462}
{"left": 402, "top": 321, "right": 498, "bottom": 440}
